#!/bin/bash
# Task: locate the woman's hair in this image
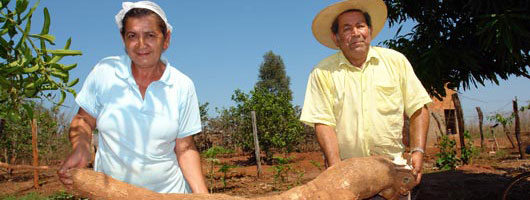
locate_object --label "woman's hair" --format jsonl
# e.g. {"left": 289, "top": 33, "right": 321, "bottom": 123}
{"left": 120, "top": 8, "right": 168, "bottom": 38}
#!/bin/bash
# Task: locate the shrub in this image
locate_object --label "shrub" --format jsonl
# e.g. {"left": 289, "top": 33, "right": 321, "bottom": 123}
{"left": 435, "top": 134, "right": 459, "bottom": 170}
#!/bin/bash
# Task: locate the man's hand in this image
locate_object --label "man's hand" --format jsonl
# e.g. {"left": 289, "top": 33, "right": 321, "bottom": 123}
{"left": 58, "top": 146, "right": 92, "bottom": 188}
{"left": 409, "top": 105, "right": 429, "bottom": 185}
{"left": 410, "top": 151, "right": 424, "bottom": 184}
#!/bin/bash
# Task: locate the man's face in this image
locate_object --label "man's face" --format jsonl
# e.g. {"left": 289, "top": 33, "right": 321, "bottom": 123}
{"left": 122, "top": 15, "right": 169, "bottom": 68}
{"left": 332, "top": 11, "right": 372, "bottom": 60}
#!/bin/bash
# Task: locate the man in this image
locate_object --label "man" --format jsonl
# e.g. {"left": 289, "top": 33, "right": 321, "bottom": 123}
{"left": 301, "top": 0, "right": 431, "bottom": 197}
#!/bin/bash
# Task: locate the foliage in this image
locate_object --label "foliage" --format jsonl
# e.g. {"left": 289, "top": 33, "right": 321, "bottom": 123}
{"left": 202, "top": 146, "right": 233, "bottom": 159}
{"left": 294, "top": 169, "right": 305, "bottom": 186}
{"left": 199, "top": 102, "right": 209, "bottom": 128}
{"left": 0, "top": 0, "right": 81, "bottom": 170}
{"left": 269, "top": 156, "right": 292, "bottom": 189}
{"left": 47, "top": 191, "right": 87, "bottom": 200}
{"left": 435, "top": 134, "right": 459, "bottom": 170}
{"left": 461, "top": 130, "right": 478, "bottom": 164}
{"left": 194, "top": 102, "right": 212, "bottom": 151}
{"left": 218, "top": 163, "right": 236, "bottom": 189}
{"left": 0, "top": 104, "right": 69, "bottom": 169}
{"left": 201, "top": 146, "right": 233, "bottom": 193}
{"left": 488, "top": 113, "right": 515, "bottom": 128}
{"left": 230, "top": 88, "right": 303, "bottom": 162}
{"left": 309, "top": 160, "right": 323, "bottom": 171}
{"left": 0, "top": 0, "right": 82, "bottom": 122}
{"left": 255, "top": 51, "right": 292, "bottom": 100}
{"left": 0, "top": 191, "right": 87, "bottom": 200}
{"left": 384, "top": 0, "right": 529, "bottom": 99}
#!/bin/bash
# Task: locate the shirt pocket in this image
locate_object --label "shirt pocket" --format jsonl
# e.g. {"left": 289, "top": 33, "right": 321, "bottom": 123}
{"left": 374, "top": 85, "right": 401, "bottom": 115}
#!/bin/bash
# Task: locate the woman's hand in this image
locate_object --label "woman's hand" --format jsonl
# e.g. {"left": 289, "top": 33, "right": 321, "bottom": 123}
{"left": 57, "top": 108, "right": 96, "bottom": 188}
{"left": 58, "top": 145, "right": 92, "bottom": 188}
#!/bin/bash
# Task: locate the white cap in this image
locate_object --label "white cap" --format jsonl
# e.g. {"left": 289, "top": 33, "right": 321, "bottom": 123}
{"left": 115, "top": 1, "right": 173, "bottom": 33}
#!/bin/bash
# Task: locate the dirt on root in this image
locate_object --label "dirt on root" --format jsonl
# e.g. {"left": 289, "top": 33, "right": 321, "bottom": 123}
{"left": 1, "top": 148, "right": 529, "bottom": 200}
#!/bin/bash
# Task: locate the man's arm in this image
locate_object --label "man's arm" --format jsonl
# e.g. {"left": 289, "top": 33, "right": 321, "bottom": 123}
{"left": 58, "top": 108, "right": 96, "bottom": 187}
{"left": 175, "top": 136, "right": 208, "bottom": 193}
{"left": 408, "top": 105, "right": 429, "bottom": 184}
{"left": 315, "top": 123, "right": 341, "bottom": 168}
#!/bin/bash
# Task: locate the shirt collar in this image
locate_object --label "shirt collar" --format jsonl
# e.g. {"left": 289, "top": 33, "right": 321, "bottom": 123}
{"left": 338, "top": 46, "right": 380, "bottom": 69}
{"left": 114, "top": 55, "right": 174, "bottom": 86}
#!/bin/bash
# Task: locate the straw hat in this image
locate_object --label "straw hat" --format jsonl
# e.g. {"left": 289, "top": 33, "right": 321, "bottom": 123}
{"left": 312, "top": 0, "right": 387, "bottom": 49}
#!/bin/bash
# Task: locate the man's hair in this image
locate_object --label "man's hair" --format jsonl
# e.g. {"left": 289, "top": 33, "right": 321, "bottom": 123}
{"left": 120, "top": 8, "right": 168, "bottom": 38}
{"left": 331, "top": 9, "right": 372, "bottom": 34}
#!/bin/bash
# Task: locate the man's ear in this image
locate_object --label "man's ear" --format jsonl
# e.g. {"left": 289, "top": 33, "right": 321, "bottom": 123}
{"left": 331, "top": 33, "right": 340, "bottom": 47}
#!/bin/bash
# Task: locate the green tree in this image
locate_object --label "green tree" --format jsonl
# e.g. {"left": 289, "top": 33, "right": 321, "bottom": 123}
{"left": 255, "top": 51, "right": 292, "bottom": 100}
{"left": 224, "top": 51, "right": 303, "bottom": 162}
{"left": 231, "top": 88, "right": 303, "bottom": 163}
{"left": 384, "top": 0, "right": 529, "bottom": 98}
{"left": 0, "top": 0, "right": 81, "bottom": 170}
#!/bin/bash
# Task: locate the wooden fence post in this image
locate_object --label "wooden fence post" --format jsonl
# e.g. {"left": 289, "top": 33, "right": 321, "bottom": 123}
{"left": 31, "top": 118, "right": 39, "bottom": 189}
{"left": 513, "top": 97, "right": 525, "bottom": 159}
{"left": 251, "top": 111, "right": 262, "bottom": 177}
{"left": 451, "top": 93, "right": 466, "bottom": 154}
{"left": 476, "top": 107, "right": 484, "bottom": 148}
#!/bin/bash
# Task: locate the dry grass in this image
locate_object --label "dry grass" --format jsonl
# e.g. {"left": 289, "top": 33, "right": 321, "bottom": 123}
{"left": 465, "top": 110, "right": 530, "bottom": 139}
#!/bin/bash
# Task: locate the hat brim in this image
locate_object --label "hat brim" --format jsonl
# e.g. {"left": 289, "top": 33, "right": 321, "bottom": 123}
{"left": 312, "top": 0, "right": 387, "bottom": 49}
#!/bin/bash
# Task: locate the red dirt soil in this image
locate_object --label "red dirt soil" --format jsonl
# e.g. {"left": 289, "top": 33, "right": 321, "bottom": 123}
{"left": 1, "top": 145, "right": 529, "bottom": 199}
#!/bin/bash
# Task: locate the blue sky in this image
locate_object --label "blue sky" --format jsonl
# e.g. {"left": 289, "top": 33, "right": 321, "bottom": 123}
{"left": 22, "top": 0, "right": 529, "bottom": 122}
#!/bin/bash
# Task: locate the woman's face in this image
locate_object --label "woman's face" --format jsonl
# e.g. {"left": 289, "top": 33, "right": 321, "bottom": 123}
{"left": 122, "top": 15, "right": 169, "bottom": 68}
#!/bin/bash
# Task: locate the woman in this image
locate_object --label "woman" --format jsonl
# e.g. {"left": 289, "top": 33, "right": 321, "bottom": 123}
{"left": 58, "top": 1, "right": 208, "bottom": 194}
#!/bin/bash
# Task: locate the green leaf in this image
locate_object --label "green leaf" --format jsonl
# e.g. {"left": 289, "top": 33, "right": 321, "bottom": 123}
{"left": 0, "top": 76, "right": 9, "bottom": 88}
{"left": 67, "top": 88, "right": 77, "bottom": 97}
{"left": 22, "top": 102, "right": 34, "bottom": 119}
{"left": 40, "top": 6, "right": 49, "bottom": 35}
{"left": 56, "top": 90, "right": 66, "bottom": 108}
{"left": 22, "top": 63, "right": 39, "bottom": 73}
{"left": 67, "top": 78, "right": 79, "bottom": 87}
{"left": 61, "top": 63, "right": 77, "bottom": 71}
{"left": 24, "top": 81, "right": 34, "bottom": 89}
{"left": 7, "top": 110, "right": 22, "bottom": 122}
{"left": 47, "top": 55, "right": 63, "bottom": 64}
{"left": 28, "top": 33, "right": 55, "bottom": 44}
{"left": 20, "top": 0, "right": 38, "bottom": 22}
{"left": 64, "top": 37, "right": 71, "bottom": 49}
{"left": 0, "top": 27, "right": 8, "bottom": 35}
{"left": 46, "top": 38, "right": 73, "bottom": 63}
{"left": 14, "top": 10, "right": 32, "bottom": 50}
{"left": 51, "top": 70, "right": 68, "bottom": 79}
{"left": 15, "top": 0, "right": 29, "bottom": 15}
{"left": 46, "top": 49, "right": 82, "bottom": 56}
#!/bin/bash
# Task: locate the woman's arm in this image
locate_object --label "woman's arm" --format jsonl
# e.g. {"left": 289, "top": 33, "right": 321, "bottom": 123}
{"left": 58, "top": 108, "right": 97, "bottom": 188}
{"left": 175, "top": 136, "right": 208, "bottom": 193}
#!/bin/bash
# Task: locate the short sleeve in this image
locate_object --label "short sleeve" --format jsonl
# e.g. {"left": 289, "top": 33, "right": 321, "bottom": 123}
{"left": 300, "top": 69, "right": 336, "bottom": 127}
{"left": 400, "top": 56, "right": 432, "bottom": 117}
{"left": 177, "top": 81, "right": 202, "bottom": 138}
{"left": 75, "top": 67, "right": 102, "bottom": 118}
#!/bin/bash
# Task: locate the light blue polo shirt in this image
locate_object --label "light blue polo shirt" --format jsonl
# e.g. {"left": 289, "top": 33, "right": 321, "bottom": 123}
{"left": 75, "top": 55, "right": 202, "bottom": 193}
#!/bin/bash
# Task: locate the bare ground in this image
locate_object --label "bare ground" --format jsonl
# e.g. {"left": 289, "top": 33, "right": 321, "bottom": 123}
{"left": 1, "top": 144, "right": 529, "bottom": 199}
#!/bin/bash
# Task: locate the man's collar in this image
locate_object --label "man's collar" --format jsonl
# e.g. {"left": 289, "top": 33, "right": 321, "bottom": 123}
{"left": 338, "top": 46, "right": 379, "bottom": 69}
{"left": 115, "top": 55, "right": 173, "bottom": 86}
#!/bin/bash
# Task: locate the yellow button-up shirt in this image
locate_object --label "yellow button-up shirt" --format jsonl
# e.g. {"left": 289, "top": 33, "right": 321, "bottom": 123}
{"left": 300, "top": 46, "right": 432, "bottom": 164}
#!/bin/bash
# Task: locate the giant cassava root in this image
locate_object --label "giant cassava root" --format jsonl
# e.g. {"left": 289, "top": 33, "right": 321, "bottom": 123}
{"left": 70, "top": 156, "right": 416, "bottom": 200}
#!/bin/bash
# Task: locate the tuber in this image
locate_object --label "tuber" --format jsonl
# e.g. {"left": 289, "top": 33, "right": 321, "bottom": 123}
{"left": 70, "top": 156, "right": 416, "bottom": 200}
